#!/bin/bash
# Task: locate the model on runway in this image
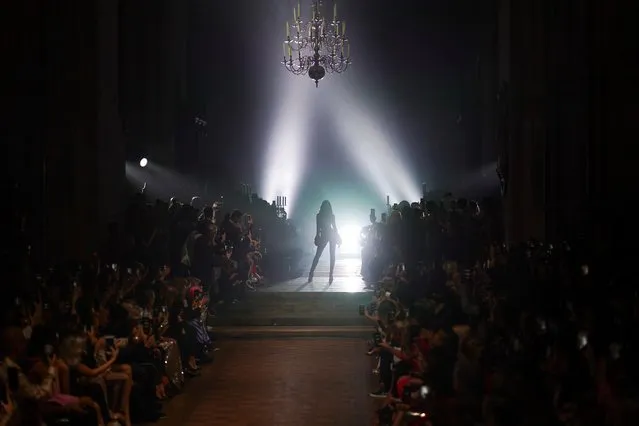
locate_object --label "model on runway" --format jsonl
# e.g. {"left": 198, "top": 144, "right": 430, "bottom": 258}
{"left": 308, "top": 200, "right": 341, "bottom": 284}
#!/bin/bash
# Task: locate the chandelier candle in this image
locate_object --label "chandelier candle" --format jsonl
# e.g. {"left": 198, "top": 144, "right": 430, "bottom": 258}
{"left": 281, "top": 1, "right": 351, "bottom": 87}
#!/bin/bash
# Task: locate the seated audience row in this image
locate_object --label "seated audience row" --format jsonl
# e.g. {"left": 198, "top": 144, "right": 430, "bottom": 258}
{"left": 360, "top": 198, "right": 638, "bottom": 426}
{"left": 2, "top": 191, "right": 280, "bottom": 426}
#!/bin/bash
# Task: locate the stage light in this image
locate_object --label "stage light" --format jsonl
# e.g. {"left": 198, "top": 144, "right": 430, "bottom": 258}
{"left": 139, "top": 157, "right": 148, "bottom": 168}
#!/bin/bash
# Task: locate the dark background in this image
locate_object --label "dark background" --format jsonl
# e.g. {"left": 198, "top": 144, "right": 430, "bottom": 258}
{"left": 2, "top": 0, "right": 637, "bottom": 262}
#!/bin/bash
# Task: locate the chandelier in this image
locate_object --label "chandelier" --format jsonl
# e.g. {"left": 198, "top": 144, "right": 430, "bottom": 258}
{"left": 282, "top": 1, "right": 351, "bottom": 87}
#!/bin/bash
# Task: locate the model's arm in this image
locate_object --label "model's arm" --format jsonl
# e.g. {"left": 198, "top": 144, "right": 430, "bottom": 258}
{"left": 315, "top": 214, "right": 320, "bottom": 237}
{"left": 332, "top": 214, "right": 338, "bottom": 233}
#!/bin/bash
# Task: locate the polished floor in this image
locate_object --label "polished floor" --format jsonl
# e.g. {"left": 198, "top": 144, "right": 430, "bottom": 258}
{"left": 262, "top": 253, "right": 369, "bottom": 293}
{"left": 160, "top": 337, "right": 378, "bottom": 426}
{"left": 157, "top": 253, "right": 375, "bottom": 425}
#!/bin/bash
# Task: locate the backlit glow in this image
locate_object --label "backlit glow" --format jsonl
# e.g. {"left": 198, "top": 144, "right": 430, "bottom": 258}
{"left": 338, "top": 223, "right": 363, "bottom": 255}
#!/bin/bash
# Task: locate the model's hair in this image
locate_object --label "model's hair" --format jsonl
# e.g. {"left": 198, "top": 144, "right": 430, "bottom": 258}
{"left": 318, "top": 200, "right": 333, "bottom": 217}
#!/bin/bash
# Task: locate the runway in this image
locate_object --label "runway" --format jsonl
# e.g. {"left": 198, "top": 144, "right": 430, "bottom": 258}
{"left": 262, "top": 252, "right": 369, "bottom": 293}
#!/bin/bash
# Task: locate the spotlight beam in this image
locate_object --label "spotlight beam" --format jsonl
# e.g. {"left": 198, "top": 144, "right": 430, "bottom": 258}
{"left": 331, "top": 98, "right": 421, "bottom": 203}
{"left": 261, "top": 77, "right": 312, "bottom": 214}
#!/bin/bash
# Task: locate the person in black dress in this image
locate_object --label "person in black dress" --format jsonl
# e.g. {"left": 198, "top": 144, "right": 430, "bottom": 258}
{"left": 308, "top": 200, "right": 341, "bottom": 284}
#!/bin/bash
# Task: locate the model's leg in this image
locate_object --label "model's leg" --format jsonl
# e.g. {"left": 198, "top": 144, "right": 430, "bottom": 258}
{"left": 308, "top": 240, "right": 327, "bottom": 282}
{"left": 329, "top": 241, "right": 336, "bottom": 284}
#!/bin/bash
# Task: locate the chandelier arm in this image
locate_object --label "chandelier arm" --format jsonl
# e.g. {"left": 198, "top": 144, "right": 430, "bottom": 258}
{"left": 281, "top": 0, "right": 350, "bottom": 86}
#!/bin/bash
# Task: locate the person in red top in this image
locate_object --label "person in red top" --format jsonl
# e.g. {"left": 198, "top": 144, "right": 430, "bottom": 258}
{"left": 378, "top": 325, "right": 430, "bottom": 398}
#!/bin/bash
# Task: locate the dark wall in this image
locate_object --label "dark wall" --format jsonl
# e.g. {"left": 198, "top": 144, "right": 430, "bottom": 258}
{"left": 3, "top": 0, "right": 126, "bottom": 263}
{"left": 496, "top": 0, "right": 638, "bottom": 248}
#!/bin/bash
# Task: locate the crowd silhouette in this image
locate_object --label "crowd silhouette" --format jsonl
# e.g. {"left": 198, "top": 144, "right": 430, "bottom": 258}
{"left": 359, "top": 197, "right": 637, "bottom": 426}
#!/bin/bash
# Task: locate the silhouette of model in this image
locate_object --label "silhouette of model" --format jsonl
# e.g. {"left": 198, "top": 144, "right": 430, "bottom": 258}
{"left": 308, "top": 200, "right": 340, "bottom": 284}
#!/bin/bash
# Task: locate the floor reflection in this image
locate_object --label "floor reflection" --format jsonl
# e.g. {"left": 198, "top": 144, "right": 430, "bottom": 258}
{"left": 262, "top": 254, "right": 368, "bottom": 293}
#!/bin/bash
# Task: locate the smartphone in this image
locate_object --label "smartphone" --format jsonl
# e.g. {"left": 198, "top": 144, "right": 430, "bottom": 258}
{"left": 111, "top": 263, "right": 118, "bottom": 271}
{"left": 578, "top": 331, "right": 588, "bottom": 350}
{"left": 44, "top": 344, "right": 54, "bottom": 356}
{"left": 358, "top": 304, "right": 365, "bottom": 316}
{"left": 419, "top": 386, "right": 429, "bottom": 398}
{"left": 105, "top": 336, "right": 115, "bottom": 348}
{"left": 14, "top": 297, "right": 21, "bottom": 307}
